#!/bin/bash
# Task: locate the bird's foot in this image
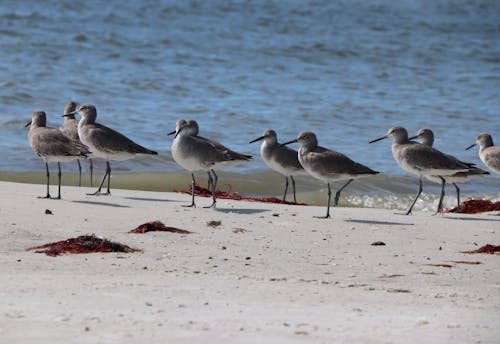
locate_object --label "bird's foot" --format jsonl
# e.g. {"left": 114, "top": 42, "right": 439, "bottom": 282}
{"left": 86, "top": 190, "right": 110, "bottom": 196}
{"left": 432, "top": 209, "right": 444, "bottom": 216}
{"left": 393, "top": 211, "right": 412, "bottom": 216}
{"left": 203, "top": 202, "right": 216, "bottom": 209}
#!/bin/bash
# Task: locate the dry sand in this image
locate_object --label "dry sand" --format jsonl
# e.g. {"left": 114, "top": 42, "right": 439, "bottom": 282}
{"left": 0, "top": 181, "right": 499, "bottom": 343}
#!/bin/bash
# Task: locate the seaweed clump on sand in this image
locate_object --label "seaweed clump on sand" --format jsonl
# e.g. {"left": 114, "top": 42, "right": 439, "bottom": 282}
{"left": 446, "top": 199, "right": 500, "bottom": 214}
{"left": 27, "top": 235, "right": 142, "bottom": 257}
{"left": 129, "top": 221, "right": 192, "bottom": 234}
{"left": 177, "top": 185, "right": 307, "bottom": 205}
{"left": 462, "top": 244, "right": 500, "bottom": 255}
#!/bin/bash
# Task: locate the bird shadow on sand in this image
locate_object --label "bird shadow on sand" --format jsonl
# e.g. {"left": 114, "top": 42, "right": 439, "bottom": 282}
{"left": 213, "top": 207, "right": 270, "bottom": 215}
{"left": 72, "top": 200, "right": 129, "bottom": 208}
{"left": 125, "top": 197, "right": 180, "bottom": 203}
{"left": 345, "top": 219, "right": 414, "bottom": 226}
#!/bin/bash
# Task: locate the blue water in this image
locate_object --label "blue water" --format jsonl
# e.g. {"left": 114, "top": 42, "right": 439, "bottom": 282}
{"left": 1, "top": 0, "right": 499, "bottom": 207}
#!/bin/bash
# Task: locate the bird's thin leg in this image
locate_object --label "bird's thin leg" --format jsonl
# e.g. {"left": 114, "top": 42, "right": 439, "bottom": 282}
{"left": 89, "top": 158, "right": 93, "bottom": 188}
{"left": 282, "top": 176, "right": 289, "bottom": 202}
{"left": 106, "top": 160, "right": 111, "bottom": 195}
{"left": 333, "top": 179, "right": 354, "bottom": 207}
{"left": 38, "top": 162, "right": 51, "bottom": 199}
{"left": 315, "top": 182, "right": 331, "bottom": 219}
{"left": 207, "top": 171, "right": 213, "bottom": 192}
{"left": 88, "top": 162, "right": 109, "bottom": 196}
{"left": 290, "top": 176, "right": 297, "bottom": 203}
{"left": 433, "top": 177, "right": 446, "bottom": 216}
{"left": 104, "top": 160, "right": 111, "bottom": 195}
{"left": 453, "top": 183, "right": 461, "bottom": 213}
{"left": 56, "top": 162, "right": 62, "bottom": 199}
{"left": 405, "top": 176, "right": 423, "bottom": 215}
{"left": 204, "top": 169, "right": 218, "bottom": 208}
{"left": 77, "top": 159, "right": 82, "bottom": 187}
{"left": 183, "top": 173, "right": 196, "bottom": 207}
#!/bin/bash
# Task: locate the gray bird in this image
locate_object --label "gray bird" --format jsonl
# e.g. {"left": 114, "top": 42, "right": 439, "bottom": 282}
{"left": 168, "top": 119, "right": 243, "bottom": 208}
{"left": 250, "top": 129, "right": 306, "bottom": 203}
{"left": 466, "top": 133, "right": 500, "bottom": 175}
{"left": 27, "top": 110, "right": 90, "bottom": 199}
{"left": 283, "top": 131, "right": 379, "bottom": 218}
{"left": 370, "top": 126, "right": 476, "bottom": 215}
{"left": 410, "top": 128, "right": 489, "bottom": 212}
{"left": 66, "top": 104, "right": 158, "bottom": 195}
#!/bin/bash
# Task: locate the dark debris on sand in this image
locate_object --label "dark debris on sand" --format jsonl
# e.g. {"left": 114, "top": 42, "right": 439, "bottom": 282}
{"left": 129, "top": 221, "right": 192, "bottom": 234}
{"left": 26, "top": 234, "right": 142, "bottom": 257}
{"left": 177, "top": 185, "right": 307, "bottom": 206}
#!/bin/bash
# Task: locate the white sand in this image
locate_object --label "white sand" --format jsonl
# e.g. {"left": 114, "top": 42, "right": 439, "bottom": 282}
{"left": 0, "top": 181, "right": 499, "bottom": 343}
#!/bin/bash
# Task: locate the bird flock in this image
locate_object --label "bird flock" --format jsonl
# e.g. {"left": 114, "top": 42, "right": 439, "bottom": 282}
{"left": 27, "top": 101, "right": 499, "bottom": 217}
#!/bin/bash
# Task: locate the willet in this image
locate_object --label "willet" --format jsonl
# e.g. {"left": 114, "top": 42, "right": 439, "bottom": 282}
{"left": 282, "top": 131, "right": 379, "bottom": 218}
{"left": 66, "top": 104, "right": 158, "bottom": 195}
{"left": 370, "top": 126, "right": 476, "bottom": 214}
{"left": 410, "top": 128, "right": 489, "bottom": 212}
{"left": 59, "top": 100, "right": 94, "bottom": 187}
{"left": 27, "top": 110, "right": 90, "bottom": 199}
{"left": 187, "top": 119, "right": 252, "bottom": 192}
{"left": 466, "top": 133, "right": 500, "bottom": 174}
{"left": 168, "top": 119, "right": 243, "bottom": 208}
{"left": 250, "top": 129, "right": 306, "bottom": 203}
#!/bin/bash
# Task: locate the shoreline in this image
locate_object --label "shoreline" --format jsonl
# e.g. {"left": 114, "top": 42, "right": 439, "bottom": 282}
{"left": 0, "top": 181, "right": 499, "bottom": 343}
{"left": 0, "top": 170, "right": 498, "bottom": 212}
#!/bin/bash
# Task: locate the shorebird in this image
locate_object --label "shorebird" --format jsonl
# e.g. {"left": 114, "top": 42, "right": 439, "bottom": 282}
{"left": 282, "top": 131, "right": 379, "bottom": 218}
{"left": 370, "top": 126, "right": 476, "bottom": 215}
{"left": 466, "top": 133, "right": 500, "bottom": 174}
{"left": 250, "top": 129, "right": 305, "bottom": 203}
{"left": 66, "top": 104, "right": 158, "bottom": 195}
{"left": 27, "top": 110, "right": 90, "bottom": 199}
{"left": 186, "top": 119, "right": 252, "bottom": 192}
{"left": 59, "top": 100, "right": 94, "bottom": 187}
{"left": 168, "top": 119, "right": 249, "bottom": 208}
{"left": 410, "top": 128, "right": 489, "bottom": 212}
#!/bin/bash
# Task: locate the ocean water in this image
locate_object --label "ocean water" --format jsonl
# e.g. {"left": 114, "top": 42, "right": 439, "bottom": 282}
{"left": 1, "top": 0, "right": 499, "bottom": 210}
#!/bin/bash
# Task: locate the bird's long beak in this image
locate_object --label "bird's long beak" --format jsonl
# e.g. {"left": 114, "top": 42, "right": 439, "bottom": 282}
{"left": 408, "top": 135, "right": 419, "bottom": 141}
{"left": 167, "top": 130, "right": 176, "bottom": 136}
{"left": 369, "top": 135, "right": 387, "bottom": 144}
{"left": 173, "top": 126, "right": 185, "bottom": 138}
{"left": 25, "top": 121, "right": 32, "bottom": 128}
{"left": 62, "top": 109, "right": 79, "bottom": 117}
{"left": 281, "top": 138, "right": 298, "bottom": 146}
{"left": 249, "top": 136, "right": 264, "bottom": 144}
{"left": 465, "top": 143, "right": 477, "bottom": 150}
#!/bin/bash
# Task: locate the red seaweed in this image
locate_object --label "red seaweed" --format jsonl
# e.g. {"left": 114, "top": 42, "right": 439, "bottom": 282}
{"left": 462, "top": 244, "right": 500, "bottom": 255}
{"left": 129, "top": 221, "right": 192, "bottom": 234}
{"left": 424, "top": 263, "right": 454, "bottom": 268}
{"left": 27, "top": 235, "right": 142, "bottom": 257}
{"left": 176, "top": 185, "right": 307, "bottom": 205}
{"left": 445, "top": 199, "right": 500, "bottom": 214}
{"left": 233, "top": 228, "right": 250, "bottom": 233}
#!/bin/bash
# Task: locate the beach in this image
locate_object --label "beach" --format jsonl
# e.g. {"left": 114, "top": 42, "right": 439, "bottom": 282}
{"left": 1, "top": 180, "right": 499, "bottom": 343}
